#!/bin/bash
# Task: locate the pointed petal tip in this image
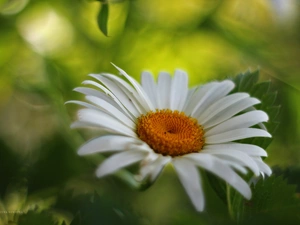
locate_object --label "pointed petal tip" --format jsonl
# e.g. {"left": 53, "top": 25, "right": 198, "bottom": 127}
{"left": 245, "top": 191, "right": 252, "bottom": 200}
{"left": 82, "top": 80, "right": 90, "bottom": 85}
{"left": 194, "top": 200, "right": 205, "bottom": 212}
{"left": 88, "top": 74, "right": 98, "bottom": 80}
{"left": 222, "top": 79, "right": 235, "bottom": 87}
{"left": 238, "top": 183, "right": 252, "bottom": 200}
{"left": 111, "top": 64, "right": 131, "bottom": 78}
{"left": 70, "top": 121, "right": 88, "bottom": 129}
{"left": 64, "top": 100, "right": 78, "bottom": 105}
{"left": 96, "top": 164, "right": 109, "bottom": 178}
{"left": 174, "top": 69, "right": 188, "bottom": 75}
{"left": 195, "top": 206, "right": 205, "bottom": 212}
{"left": 141, "top": 70, "right": 153, "bottom": 76}
{"left": 264, "top": 169, "right": 272, "bottom": 177}
{"left": 96, "top": 169, "right": 105, "bottom": 178}
{"left": 70, "top": 123, "right": 78, "bottom": 129}
{"left": 77, "top": 147, "right": 88, "bottom": 156}
{"left": 254, "top": 170, "right": 261, "bottom": 177}
{"left": 77, "top": 151, "right": 85, "bottom": 156}
{"left": 111, "top": 63, "right": 122, "bottom": 72}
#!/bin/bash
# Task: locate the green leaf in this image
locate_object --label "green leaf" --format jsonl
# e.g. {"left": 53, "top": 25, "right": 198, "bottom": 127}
{"left": 250, "top": 81, "right": 270, "bottom": 101}
{"left": 227, "top": 175, "right": 300, "bottom": 224}
{"left": 64, "top": 192, "right": 140, "bottom": 225}
{"left": 97, "top": 3, "right": 109, "bottom": 36}
{"left": 242, "top": 176, "right": 300, "bottom": 224}
{"left": 262, "top": 91, "right": 277, "bottom": 107}
{"left": 206, "top": 171, "right": 256, "bottom": 222}
{"left": 273, "top": 166, "right": 300, "bottom": 192}
{"left": 3, "top": 178, "right": 28, "bottom": 222}
{"left": 70, "top": 213, "right": 81, "bottom": 225}
{"left": 230, "top": 187, "right": 245, "bottom": 222}
{"left": 18, "top": 211, "right": 57, "bottom": 225}
{"left": 206, "top": 172, "right": 227, "bottom": 205}
{"left": 267, "top": 105, "right": 281, "bottom": 123}
{"left": 208, "top": 70, "right": 282, "bottom": 222}
{"left": 231, "top": 70, "right": 280, "bottom": 150}
{"left": 233, "top": 70, "right": 259, "bottom": 92}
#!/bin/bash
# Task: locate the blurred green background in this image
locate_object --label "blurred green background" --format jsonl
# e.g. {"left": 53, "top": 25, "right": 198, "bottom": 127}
{"left": 0, "top": 0, "right": 300, "bottom": 224}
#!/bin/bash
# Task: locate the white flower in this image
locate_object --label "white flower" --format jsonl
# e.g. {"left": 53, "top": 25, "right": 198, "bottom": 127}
{"left": 68, "top": 64, "right": 272, "bottom": 211}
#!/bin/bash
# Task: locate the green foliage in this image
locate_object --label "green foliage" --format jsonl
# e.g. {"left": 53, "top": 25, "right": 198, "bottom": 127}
{"left": 18, "top": 211, "right": 57, "bottom": 225}
{"left": 206, "top": 71, "right": 299, "bottom": 224}
{"left": 246, "top": 176, "right": 298, "bottom": 215}
{"left": 232, "top": 70, "right": 259, "bottom": 92}
{"left": 208, "top": 174, "right": 300, "bottom": 225}
{"left": 171, "top": 211, "right": 233, "bottom": 225}
{"left": 55, "top": 192, "right": 140, "bottom": 225}
{"left": 273, "top": 166, "right": 300, "bottom": 192}
{"left": 0, "top": 140, "right": 23, "bottom": 194}
{"left": 206, "top": 172, "right": 228, "bottom": 205}
{"left": 97, "top": 3, "right": 109, "bottom": 36}
{"left": 231, "top": 70, "right": 280, "bottom": 149}
{"left": 241, "top": 176, "right": 300, "bottom": 225}
{"left": 209, "top": 70, "right": 280, "bottom": 207}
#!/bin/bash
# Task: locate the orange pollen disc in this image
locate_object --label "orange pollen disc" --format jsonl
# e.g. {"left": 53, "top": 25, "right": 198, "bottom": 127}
{"left": 136, "top": 109, "right": 205, "bottom": 157}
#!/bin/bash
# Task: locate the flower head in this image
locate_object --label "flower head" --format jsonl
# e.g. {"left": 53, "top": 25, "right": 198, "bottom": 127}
{"left": 69, "top": 65, "right": 272, "bottom": 211}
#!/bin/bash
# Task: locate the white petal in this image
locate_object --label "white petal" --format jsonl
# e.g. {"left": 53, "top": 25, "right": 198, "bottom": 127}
{"left": 66, "top": 100, "right": 104, "bottom": 111}
{"left": 203, "top": 97, "right": 261, "bottom": 129}
{"left": 191, "top": 80, "right": 235, "bottom": 118}
{"left": 96, "top": 150, "right": 148, "bottom": 177}
{"left": 182, "top": 87, "right": 197, "bottom": 111}
{"left": 205, "top": 110, "right": 269, "bottom": 136}
{"left": 77, "top": 108, "right": 137, "bottom": 137}
{"left": 205, "top": 128, "right": 271, "bottom": 144}
{"left": 184, "top": 153, "right": 251, "bottom": 199}
{"left": 253, "top": 157, "right": 272, "bottom": 176}
{"left": 173, "top": 158, "right": 205, "bottom": 211}
{"left": 203, "top": 143, "right": 267, "bottom": 157}
{"left": 67, "top": 98, "right": 135, "bottom": 129}
{"left": 198, "top": 93, "right": 249, "bottom": 124}
{"left": 200, "top": 149, "right": 260, "bottom": 176}
{"left": 244, "top": 106, "right": 268, "bottom": 131}
{"left": 78, "top": 135, "right": 143, "bottom": 155}
{"left": 184, "top": 82, "right": 218, "bottom": 115}
{"left": 89, "top": 75, "right": 145, "bottom": 116}
{"left": 140, "top": 155, "right": 171, "bottom": 182}
{"left": 157, "top": 72, "right": 172, "bottom": 109}
{"left": 74, "top": 87, "right": 123, "bottom": 111}
{"left": 71, "top": 121, "right": 116, "bottom": 135}
{"left": 86, "top": 96, "right": 135, "bottom": 128}
{"left": 101, "top": 73, "right": 156, "bottom": 112}
{"left": 111, "top": 64, "right": 155, "bottom": 111}
{"left": 82, "top": 80, "right": 137, "bottom": 119}
{"left": 141, "top": 71, "right": 158, "bottom": 108}
{"left": 150, "top": 157, "right": 171, "bottom": 182}
{"left": 139, "top": 155, "right": 158, "bottom": 180}
{"left": 170, "top": 70, "right": 188, "bottom": 111}
{"left": 225, "top": 162, "right": 248, "bottom": 174}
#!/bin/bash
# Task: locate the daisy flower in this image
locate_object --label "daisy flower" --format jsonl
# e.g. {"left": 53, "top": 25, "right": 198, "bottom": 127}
{"left": 68, "top": 64, "right": 272, "bottom": 211}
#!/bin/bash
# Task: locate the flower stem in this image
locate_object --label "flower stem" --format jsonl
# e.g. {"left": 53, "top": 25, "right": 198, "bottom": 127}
{"left": 226, "top": 183, "right": 234, "bottom": 220}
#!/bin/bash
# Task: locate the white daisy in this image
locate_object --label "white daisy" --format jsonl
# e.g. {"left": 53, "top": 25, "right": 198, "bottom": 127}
{"left": 68, "top": 64, "right": 272, "bottom": 211}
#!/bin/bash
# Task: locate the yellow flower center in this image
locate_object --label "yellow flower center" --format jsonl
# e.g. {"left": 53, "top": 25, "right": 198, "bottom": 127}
{"left": 136, "top": 109, "right": 205, "bottom": 157}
